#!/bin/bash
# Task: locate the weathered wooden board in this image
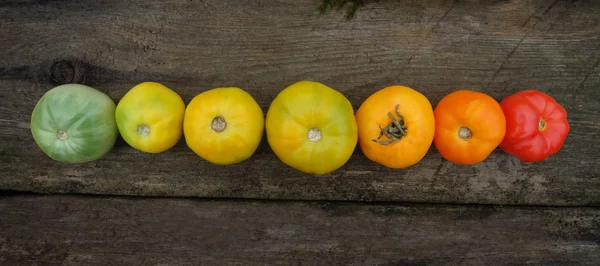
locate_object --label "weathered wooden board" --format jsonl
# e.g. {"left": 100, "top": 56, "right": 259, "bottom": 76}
{"left": 1, "top": 0, "right": 599, "bottom": 205}
{"left": 0, "top": 194, "right": 599, "bottom": 265}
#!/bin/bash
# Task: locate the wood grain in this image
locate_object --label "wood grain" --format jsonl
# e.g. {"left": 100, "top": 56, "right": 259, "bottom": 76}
{"left": 0, "top": 194, "right": 599, "bottom": 265}
{"left": 1, "top": 0, "right": 600, "bottom": 205}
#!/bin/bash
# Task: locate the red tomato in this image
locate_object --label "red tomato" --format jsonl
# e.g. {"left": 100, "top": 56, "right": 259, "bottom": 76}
{"left": 499, "top": 90, "right": 569, "bottom": 162}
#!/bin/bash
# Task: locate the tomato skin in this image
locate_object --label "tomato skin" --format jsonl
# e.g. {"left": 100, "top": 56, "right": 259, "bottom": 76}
{"left": 433, "top": 90, "right": 506, "bottom": 165}
{"left": 266, "top": 81, "right": 357, "bottom": 175}
{"left": 115, "top": 82, "right": 185, "bottom": 153}
{"left": 499, "top": 90, "right": 569, "bottom": 162}
{"left": 184, "top": 87, "right": 264, "bottom": 165}
{"left": 356, "top": 86, "right": 435, "bottom": 168}
{"left": 30, "top": 84, "right": 118, "bottom": 163}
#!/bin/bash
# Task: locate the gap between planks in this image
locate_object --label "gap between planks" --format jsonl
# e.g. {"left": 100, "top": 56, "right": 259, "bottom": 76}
{"left": 2, "top": 190, "right": 598, "bottom": 209}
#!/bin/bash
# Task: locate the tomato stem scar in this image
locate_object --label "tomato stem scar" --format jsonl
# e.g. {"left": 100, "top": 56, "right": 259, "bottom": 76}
{"left": 539, "top": 118, "right": 546, "bottom": 131}
{"left": 372, "top": 104, "right": 408, "bottom": 146}
{"left": 458, "top": 127, "right": 472, "bottom": 140}
{"left": 308, "top": 128, "right": 322, "bottom": 142}
{"left": 211, "top": 116, "right": 227, "bottom": 133}
{"left": 137, "top": 125, "right": 150, "bottom": 136}
{"left": 56, "top": 129, "right": 68, "bottom": 140}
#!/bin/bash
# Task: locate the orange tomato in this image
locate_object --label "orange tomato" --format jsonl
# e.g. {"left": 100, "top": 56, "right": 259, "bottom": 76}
{"left": 356, "top": 85, "right": 435, "bottom": 168}
{"left": 433, "top": 90, "right": 506, "bottom": 165}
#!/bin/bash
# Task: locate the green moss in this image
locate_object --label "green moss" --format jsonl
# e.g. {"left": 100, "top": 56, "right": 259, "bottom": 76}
{"left": 319, "top": 0, "right": 365, "bottom": 19}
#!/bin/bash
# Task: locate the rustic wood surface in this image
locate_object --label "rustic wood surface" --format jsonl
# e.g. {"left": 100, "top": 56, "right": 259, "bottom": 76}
{"left": 0, "top": 194, "right": 598, "bottom": 265}
{"left": 1, "top": 0, "right": 600, "bottom": 206}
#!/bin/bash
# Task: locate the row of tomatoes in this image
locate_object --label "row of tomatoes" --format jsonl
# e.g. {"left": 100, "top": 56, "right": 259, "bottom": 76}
{"left": 30, "top": 80, "right": 569, "bottom": 175}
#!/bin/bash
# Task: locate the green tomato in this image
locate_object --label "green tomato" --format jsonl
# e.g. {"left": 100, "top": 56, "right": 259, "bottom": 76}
{"left": 30, "top": 84, "right": 119, "bottom": 163}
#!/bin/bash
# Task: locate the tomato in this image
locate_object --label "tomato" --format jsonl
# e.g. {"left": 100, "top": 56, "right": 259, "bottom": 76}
{"left": 30, "top": 84, "right": 118, "bottom": 163}
{"left": 115, "top": 82, "right": 185, "bottom": 153}
{"left": 433, "top": 90, "right": 506, "bottom": 165}
{"left": 499, "top": 90, "right": 569, "bottom": 162}
{"left": 356, "top": 86, "right": 435, "bottom": 168}
{"left": 266, "top": 81, "right": 357, "bottom": 175}
{"left": 184, "top": 87, "right": 264, "bottom": 165}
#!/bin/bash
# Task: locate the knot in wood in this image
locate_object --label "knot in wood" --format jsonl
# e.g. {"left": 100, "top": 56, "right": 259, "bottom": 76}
{"left": 50, "top": 59, "right": 86, "bottom": 85}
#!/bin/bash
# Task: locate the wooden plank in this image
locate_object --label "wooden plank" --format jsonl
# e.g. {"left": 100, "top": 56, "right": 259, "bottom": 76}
{"left": 0, "top": 194, "right": 599, "bottom": 265}
{"left": 1, "top": 0, "right": 600, "bottom": 205}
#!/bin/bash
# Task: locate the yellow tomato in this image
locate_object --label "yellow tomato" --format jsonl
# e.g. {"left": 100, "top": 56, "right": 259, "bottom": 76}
{"left": 115, "top": 82, "right": 185, "bottom": 153}
{"left": 266, "top": 80, "right": 357, "bottom": 175}
{"left": 184, "top": 87, "right": 264, "bottom": 165}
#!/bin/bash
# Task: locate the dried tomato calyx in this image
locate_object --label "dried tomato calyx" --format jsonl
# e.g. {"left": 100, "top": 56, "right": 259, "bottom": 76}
{"left": 373, "top": 104, "right": 408, "bottom": 146}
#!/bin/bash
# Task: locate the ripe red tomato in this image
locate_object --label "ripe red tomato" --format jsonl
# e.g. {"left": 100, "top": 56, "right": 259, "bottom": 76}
{"left": 499, "top": 90, "right": 569, "bottom": 162}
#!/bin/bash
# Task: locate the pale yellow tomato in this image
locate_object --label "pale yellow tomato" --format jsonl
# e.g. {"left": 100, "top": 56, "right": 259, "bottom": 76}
{"left": 266, "top": 80, "right": 357, "bottom": 175}
{"left": 115, "top": 82, "right": 185, "bottom": 153}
